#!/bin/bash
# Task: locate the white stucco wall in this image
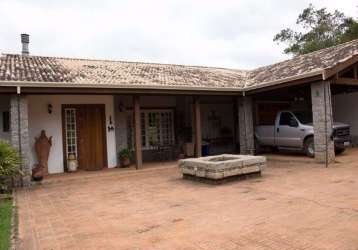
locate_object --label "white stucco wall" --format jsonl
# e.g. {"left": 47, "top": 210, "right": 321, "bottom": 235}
{"left": 27, "top": 95, "right": 116, "bottom": 174}
{"left": 201, "top": 103, "right": 234, "bottom": 140}
{"left": 200, "top": 97, "right": 236, "bottom": 154}
{"left": 0, "top": 96, "right": 10, "bottom": 142}
{"left": 333, "top": 92, "right": 358, "bottom": 144}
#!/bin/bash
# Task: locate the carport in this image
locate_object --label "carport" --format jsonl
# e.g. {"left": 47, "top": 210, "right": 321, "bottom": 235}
{"left": 245, "top": 80, "right": 337, "bottom": 166}
{"left": 331, "top": 64, "right": 358, "bottom": 146}
{"left": 238, "top": 41, "right": 358, "bottom": 166}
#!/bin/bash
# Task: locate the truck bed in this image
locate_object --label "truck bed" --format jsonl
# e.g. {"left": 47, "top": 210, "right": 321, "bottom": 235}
{"left": 255, "top": 125, "right": 275, "bottom": 146}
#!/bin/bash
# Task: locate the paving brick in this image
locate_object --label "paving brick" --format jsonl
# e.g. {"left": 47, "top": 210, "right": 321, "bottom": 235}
{"left": 15, "top": 150, "right": 358, "bottom": 249}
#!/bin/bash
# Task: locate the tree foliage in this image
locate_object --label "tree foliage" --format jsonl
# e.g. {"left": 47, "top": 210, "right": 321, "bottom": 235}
{"left": 274, "top": 4, "right": 358, "bottom": 56}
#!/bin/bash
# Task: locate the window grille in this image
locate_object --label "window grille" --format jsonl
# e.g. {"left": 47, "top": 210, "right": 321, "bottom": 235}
{"left": 64, "top": 109, "right": 77, "bottom": 158}
{"left": 127, "top": 109, "right": 175, "bottom": 150}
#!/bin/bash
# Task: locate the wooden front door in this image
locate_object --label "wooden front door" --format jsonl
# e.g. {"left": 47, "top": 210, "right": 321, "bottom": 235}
{"left": 63, "top": 104, "right": 107, "bottom": 171}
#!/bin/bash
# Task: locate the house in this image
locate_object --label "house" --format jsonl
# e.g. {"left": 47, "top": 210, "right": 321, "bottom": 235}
{"left": 1, "top": 34, "right": 358, "bottom": 185}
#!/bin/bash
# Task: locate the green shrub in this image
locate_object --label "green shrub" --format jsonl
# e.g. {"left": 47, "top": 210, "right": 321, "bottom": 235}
{"left": 0, "top": 140, "right": 21, "bottom": 192}
{"left": 118, "top": 148, "right": 131, "bottom": 159}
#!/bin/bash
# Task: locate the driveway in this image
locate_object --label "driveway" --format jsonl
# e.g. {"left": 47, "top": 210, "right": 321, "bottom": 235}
{"left": 16, "top": 150, "right": 358, "bottom": 250}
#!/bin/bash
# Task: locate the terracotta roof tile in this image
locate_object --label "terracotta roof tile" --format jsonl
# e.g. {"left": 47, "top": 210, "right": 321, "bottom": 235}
{"left": 1, "top": 38, "right": 358, "bottom": 91}
{"left": 0, "top": 54, "right": 247, "bottom": 89}
{"left": 246, "top": 39, "right": 358, "bottom": 88}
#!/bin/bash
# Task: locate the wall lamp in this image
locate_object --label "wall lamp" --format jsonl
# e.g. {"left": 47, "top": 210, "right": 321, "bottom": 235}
{"left": 108, "top": 116, "right": 115, "bottom": 132}
{"left": 48, "top": 104, "right": 53, "bottom": 114}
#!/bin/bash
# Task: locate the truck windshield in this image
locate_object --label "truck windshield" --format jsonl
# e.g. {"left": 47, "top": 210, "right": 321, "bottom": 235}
{"left": 293, "top": 111, "right": 313, "bottom": 124}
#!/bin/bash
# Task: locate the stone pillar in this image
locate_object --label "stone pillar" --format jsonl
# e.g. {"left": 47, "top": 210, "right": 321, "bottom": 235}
{"left": 311, "top": 81, "right": 335, "bottom": 164}
{"left": 10, "top": 95, "right": 31, "bottom": 186}
{"left": 238, "top": 96, "right": 254, "bottom": 155}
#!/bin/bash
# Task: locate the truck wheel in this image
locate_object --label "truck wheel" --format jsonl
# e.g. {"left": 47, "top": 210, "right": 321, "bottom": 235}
{"left": 304, "top": 137, "right": 315, "bottom": 158}
{"left": 335, "top": 148, "right": 345, "bottom": 155}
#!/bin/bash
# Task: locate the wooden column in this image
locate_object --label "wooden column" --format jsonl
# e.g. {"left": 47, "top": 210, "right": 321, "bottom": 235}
{"left": 133, "top": 96, "right": 142, "bottom": 169}
{"left": 194, "top": 96, "right": 202, "bottom": 157}
{"left": 238, "top": 96, "right": 255, "bottom": 155}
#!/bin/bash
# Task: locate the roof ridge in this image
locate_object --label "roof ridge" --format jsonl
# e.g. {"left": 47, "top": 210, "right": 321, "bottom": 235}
{"left": 291, "top": 38, "right": 358, "bottom": 59}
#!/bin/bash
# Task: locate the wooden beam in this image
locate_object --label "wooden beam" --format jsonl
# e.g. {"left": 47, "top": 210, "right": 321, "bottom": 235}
{"left": 0, "top": 86, "right": 17, "bottom": 93}
{"left": 245, "top": 75, "right": 322, "bottom": 95}
{"left": 133, "top": 96, "right": 142, "bottom": 169}
{"left": 324, "top": 55, "right": 358, "bottom": 79}
{"left": 332, "top": 77, "right": 358, "bottom": 86}
{"left": 18, "top": 87, "right": 243, "bottom": 96}
{"left": 194, "top": 96, "right": 202, "bottom": 158}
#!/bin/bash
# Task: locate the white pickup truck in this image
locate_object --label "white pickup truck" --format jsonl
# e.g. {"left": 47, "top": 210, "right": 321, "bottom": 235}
{"left": 255, "top": 111, "right": 351, "bottom": 157}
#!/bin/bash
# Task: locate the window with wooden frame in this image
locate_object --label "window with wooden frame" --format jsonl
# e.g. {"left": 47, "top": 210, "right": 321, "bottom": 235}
{"left": 127, "top": 109, "right": 175, "bottom": 150}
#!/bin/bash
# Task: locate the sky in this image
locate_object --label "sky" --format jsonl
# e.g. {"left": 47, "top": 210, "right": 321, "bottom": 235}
{"left": 0, "top": 0, "right": 357, "bottom": 69}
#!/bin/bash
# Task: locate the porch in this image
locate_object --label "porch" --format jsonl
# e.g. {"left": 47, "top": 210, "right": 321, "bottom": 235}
{"left": 0, "top": 93, "right": 243, "bottom": 183}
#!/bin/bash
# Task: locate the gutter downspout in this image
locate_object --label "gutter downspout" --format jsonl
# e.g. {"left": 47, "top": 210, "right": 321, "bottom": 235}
{"left": 16, "top": 86, "right": 24, "bottom": 186}
{"left": 242, "top": 91, "right": 248, "bottom": 154}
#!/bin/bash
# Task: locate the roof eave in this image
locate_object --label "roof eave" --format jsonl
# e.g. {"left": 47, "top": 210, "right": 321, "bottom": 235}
{"left": 244, "top": 70, "right": 324, "bottom": 92}
{"left": 6, "top": 52, "right": 358, "bottom": 93}
{"left": 0, "top": 80, "right": 244, "bottom": 93}
{"left": 323, "top": 53, "right": 358, "bottom": 80}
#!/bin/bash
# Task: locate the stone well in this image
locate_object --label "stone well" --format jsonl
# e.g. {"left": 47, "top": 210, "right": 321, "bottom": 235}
{"left": 179, "top": 154, "right": 266, "bottom": 182}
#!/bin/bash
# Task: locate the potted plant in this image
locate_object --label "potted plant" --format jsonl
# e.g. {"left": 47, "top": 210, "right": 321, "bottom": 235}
{"left": 32, "top": 164, "right": 44, "bottom": 182}
{"left": 118, "top": 148, "right": 131, "bottom": 167}
{"left": 67, "top": 153, "right": 78, "bottom": 172}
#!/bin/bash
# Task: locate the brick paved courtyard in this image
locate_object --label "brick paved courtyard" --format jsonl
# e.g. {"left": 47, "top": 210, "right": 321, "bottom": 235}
{"left": 15, "top": 151, "right": 358, "bottom": 250}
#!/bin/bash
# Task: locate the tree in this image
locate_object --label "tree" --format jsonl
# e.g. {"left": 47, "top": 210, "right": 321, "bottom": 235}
{"left": 274, "top": 4, "right": 358, "bottom": 56}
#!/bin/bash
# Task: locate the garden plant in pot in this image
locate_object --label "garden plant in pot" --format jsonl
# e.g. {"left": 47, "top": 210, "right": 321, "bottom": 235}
{"left": 119, "top": 148, "right": 131, "bottom": 167}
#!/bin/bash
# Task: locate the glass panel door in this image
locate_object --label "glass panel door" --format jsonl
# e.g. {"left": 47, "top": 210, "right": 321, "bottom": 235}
{"left": 64, "top": 108, "right": 77, "bottom": 158}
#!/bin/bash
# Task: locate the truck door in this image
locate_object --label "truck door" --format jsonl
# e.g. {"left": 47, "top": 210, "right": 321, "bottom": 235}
{"left": 276, "top": 112, "right": 302, "bottom": 148}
